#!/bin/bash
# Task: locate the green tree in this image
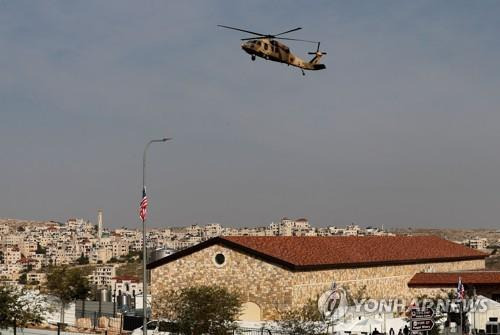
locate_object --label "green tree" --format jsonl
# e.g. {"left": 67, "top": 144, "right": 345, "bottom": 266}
{"left": 35, "top": 243, "right": 46, "bottom": 255}
{"left": 124, "top": 250, "right": 142, "bottom": 263}
{"left": 0, "top": 285, "right": 47, "bottom": 330}
{"left": 278, "top": 298, "right": 326, "bottom": 335}
{"left": 76, "top": 253, "right": 89, "bottom": 265}
{"left": 18, "top": 273, "right": 27, "bottom": 285}
{"left": 154, "top": 285, "right": 242, "bottom": 335}
{"left": 45, "top": 266, "right": 91, "bottom": 323}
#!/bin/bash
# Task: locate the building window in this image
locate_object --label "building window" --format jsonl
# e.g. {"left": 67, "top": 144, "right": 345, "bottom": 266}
{"left": 212, "top": 252, "right": 226, "bottom": 267}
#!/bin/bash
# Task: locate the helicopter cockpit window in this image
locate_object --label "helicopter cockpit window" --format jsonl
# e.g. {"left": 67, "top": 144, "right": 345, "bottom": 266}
{"left": 264, "top": 43, "right": 268, "bottom": 50}
{"left": 256, "top": 41, "right": 261, "bottom": 46}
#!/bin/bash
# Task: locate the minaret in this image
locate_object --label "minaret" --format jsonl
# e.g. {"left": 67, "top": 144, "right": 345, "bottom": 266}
{"left": 97, "top": 209, "right": 103, "bottom": 245}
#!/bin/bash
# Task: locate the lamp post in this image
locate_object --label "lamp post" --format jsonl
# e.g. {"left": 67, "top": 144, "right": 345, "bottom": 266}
{"left": 142, "top": 138, "right": 171, "bottom": 335}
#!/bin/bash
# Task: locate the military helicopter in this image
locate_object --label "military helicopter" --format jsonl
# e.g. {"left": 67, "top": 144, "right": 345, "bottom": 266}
{"left": 218, "top": 25, "right": 327, "bottom": 75}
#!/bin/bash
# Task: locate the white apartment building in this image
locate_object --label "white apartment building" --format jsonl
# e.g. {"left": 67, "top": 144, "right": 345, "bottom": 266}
{"left": 468, "top": 238, "right": 488, "bottom": 250}
{"left": 89, "top": 247, "right": 113, "bottom": 264}
{"left": 27, "top": 272, "right": 47, "bottom": 284}
{"left": 221, "top": 227, "right": 240, "bottom": 236}
{"left": 344, "top": 224, "right": 361, "bottom": 236}
{"left": 279, "top": 218, "right": 293, "bottom": 236}
{"left": 5, "top": 247, "right": 22, "bottom": 264}
{"left": 88, "top": 264, "right": 116, "bottom": 288}
{"left": 203, "top": 223, "right": 223, "bottom": 238}
{"left": 186, "top": 224, "right": 202, "bottom": 236}
{"left": 1, "top": 235, "right": 23, "bottom": 246}
{"left": 19, "top": 241, "right": 37, "bottom": 257}
{"left": 111, "top": 240, "right": 130, "bottom": 258}
{"left": 0, "top": 263, "right": 22, "bottom": 281}
{"left": 268, "top": 222, "right": 279, "bottom": 236}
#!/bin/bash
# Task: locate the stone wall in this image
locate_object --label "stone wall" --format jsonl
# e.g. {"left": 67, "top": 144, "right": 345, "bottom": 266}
{"left": 150, "top": 245, "right": 485, "bottom": 320}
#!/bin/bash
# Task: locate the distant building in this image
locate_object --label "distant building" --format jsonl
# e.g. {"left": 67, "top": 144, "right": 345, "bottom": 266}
{"left": 27, "top": 272, "right": 47, "bottom": 284}
{"left": 88, "top": 264, "right": 116, "bottom": 288}
{"left": 111, "top": 275, "right": 143, "bottom": 297}
{"left": 203, "top": 223, "right": 223, "bottom": 238}
{"left": 5, "top": 247, "right": 22, "bottom": 264}
{"left": 89, "top": 247, "right": 113, "bottom": 264}
{"left": 468, "top": 238, "right": 488, "bottom": 250}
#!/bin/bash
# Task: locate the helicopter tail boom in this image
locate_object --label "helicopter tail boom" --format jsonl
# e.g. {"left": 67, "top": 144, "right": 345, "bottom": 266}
{"left": 306, "top": 41, "right": 327, "bottom": 69}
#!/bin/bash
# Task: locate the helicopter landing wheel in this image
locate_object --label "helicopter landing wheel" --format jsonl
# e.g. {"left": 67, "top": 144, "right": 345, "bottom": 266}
{"left": 251, "top": 55, "right": 256, "bottom": 61}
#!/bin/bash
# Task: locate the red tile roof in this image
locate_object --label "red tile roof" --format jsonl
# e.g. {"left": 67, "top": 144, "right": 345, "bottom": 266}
{"left": 148, "top": 235, "right": 487, "bottom": 271}
{"left": 408, "top": 271, "right": 500, "bottom": 287}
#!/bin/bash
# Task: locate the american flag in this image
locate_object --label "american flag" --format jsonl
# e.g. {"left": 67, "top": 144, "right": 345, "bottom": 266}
{"left": 139, "top": 187, "right": 148, "bottom": 222}
{"left": 457, "top": 276, "right": 465, "bottom": 300}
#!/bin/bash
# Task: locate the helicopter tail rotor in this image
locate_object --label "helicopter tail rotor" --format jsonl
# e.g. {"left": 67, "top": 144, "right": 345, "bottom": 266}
{"left": 308, "top": 42, "right": 327, "bottom": 56}
{"left": 307, "top": 42, "right": 327, "bottom": 69}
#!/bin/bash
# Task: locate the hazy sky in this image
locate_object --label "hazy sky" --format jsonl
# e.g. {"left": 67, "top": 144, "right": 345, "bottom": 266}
{"left": 1, "top": 1, "right": 500, "bottom": 229}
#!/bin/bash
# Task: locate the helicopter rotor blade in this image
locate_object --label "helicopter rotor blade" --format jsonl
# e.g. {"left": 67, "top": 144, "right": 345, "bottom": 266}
{"left": 241, "top": 36, "right": 278, "bottom": 41}
{"left": 241, "top": 37, "right": 264, "bottom": 41}
{"left": 217, "top": 25, "right": 266, "bottom": 37}
{"left": 275, "top": 37, "right": 318, "bottom": 44}
{"left": 274, "top": 27, "right": 302, "bottom": 36}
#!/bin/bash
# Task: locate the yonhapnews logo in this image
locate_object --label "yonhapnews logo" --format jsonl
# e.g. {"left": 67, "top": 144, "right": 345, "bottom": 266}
{"left": 317, "top": 282, "right": 348, "bottom": 321}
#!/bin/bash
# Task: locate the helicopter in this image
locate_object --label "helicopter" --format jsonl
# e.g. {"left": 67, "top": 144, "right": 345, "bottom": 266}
{"left": 218, "top": 25, "right": 327, "bottom": 75}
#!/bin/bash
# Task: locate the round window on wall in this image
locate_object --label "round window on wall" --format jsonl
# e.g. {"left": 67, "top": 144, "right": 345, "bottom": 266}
{"left": 213, "top": 252, "right": 226, "bottom": 267}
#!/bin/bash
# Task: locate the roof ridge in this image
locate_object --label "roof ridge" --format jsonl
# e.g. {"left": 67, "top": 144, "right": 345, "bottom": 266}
{"left": 149, "top": 235, "right": 487, "bottom": 270}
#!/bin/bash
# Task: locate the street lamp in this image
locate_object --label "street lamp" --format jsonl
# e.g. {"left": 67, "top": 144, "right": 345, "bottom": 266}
{"left": 142, "top": 138, "right": 171, "bottom": 335}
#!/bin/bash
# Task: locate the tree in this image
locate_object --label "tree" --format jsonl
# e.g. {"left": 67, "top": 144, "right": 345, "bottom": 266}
{"left": 45, "top": 266, "right": 91, "bottom": 323}
{"left": 0, "top": 285, "right": 47, "bottom": 330}
{"left": 76, "top": 253, "right": 89, "bottom": 265}
{"left": 18, "top": 273, "right": 27, "bottom": 285}
{"left": 277, "top": 298, "right": 326, "bottom": 335}
{"left": 154, "top": 285, "right": 242, "bottom": 335}
{"left": 35, "top": 243, "right": 46, "bottom": 255}
{"left": 124, "top": 250, "right": 142, "bottom": 263}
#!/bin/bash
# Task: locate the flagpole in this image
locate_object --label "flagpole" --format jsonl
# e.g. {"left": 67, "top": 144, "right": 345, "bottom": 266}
{"left": 460, "top": 300, "right": 463, "bottom": 335}
{"left": 142, "top": 138, "right": 171, "bottom": 335}
{"left": 457, "top": 277, "right": 463, "bottom": 335}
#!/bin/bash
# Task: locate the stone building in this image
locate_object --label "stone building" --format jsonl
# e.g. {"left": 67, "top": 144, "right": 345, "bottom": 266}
{"left": 148, "top": 235, "right": 487, "bottom": 321}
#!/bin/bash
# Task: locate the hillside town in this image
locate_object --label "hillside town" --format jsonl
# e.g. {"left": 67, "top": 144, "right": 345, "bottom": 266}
{"left": 1, "top": 212, "right": 500, "bottom": 335}
{"left": 0, "top": 212, "right": 395, "bottom": 287}
{"left": 1, "top": 213, "right": 499, "bottom": 293}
